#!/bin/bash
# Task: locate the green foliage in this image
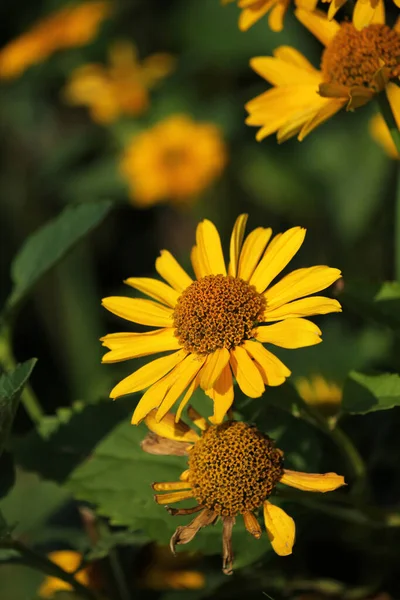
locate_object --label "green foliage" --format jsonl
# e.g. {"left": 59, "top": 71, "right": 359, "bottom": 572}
{"left": 342, "top": 281, "right": 400, "bottom": 330}
{"left": 342, "top": 371, "right": 400, "bottom": 414}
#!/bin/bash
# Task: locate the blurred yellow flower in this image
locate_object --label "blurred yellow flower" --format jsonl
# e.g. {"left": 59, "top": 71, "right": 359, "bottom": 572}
{"left": 101, "top": 214, "right": 342, "bottom": 425}
{"left": 119, "top": 115, "right": 227, "bottom": 206}
{"left": 296, "top": 374, "right": 342, "bottom": 419}
{"left": 369, "top": 83, "right": 400, "bottom": 160}
{"left": 0, "top": 2, "right": 111, "bottom": 80}
{"left": 322, "top": 0, "right": 400, "bottom": 31}
{"left": 245, "top": 10, "right": 400, "bottom": 142}
{"left": 140, "top": 544, "right": 205, "bottom": 590}
{"left": 63, "top": 42, "right": 174, "bottom": 123}
{"left": 38, "top": 551, "right": 90, "bottom": 598}
{"left": 222, "top": 0, "right": 317, "bottom": 32}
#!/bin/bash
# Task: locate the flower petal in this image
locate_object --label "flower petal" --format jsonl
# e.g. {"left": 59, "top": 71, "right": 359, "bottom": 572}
{"left": 263, "top": 501, "right": 295, "bottom": 556}
{"left": 207, "top": 364, "right": 234, "bottom": 424}
{"left": 141, "top": 432, "right": 190, "bottom": 456}
{"left": 238, "top": 0, "right": 273, "bottom": 30}
{"left": 230, "top": 346, "right": 265, "bottom": 397}
{"left": 155, "top": 250, "right": 193, "bottom": 292}
{"left": 199, "top": 347, "right": 231, "bottom": 390}
{"left": 101, "top": 328, "right": 180, "bottom": 363}
{"left": 295, "top": 8, "right": 340, "bottom": 46}
{"left": 170, "top": 509, "right": 217, "bottom": 550}
{"left": 131, "top": 373, "right": 177, "bottom": 424}
{"left": 268, "top": 1, "right": 287, "bottom": 32}
{"left": 249, "top": 227, "right": 306, "bottom": 293}
{"left": 124, "top": 277, "right": 179, "bottom": 307}
{"left": 154, "top": 490, "right": 194, "bottom": 505}
{"left": 152, "top": 481, "right": 192, "bottom": 491}
{"left": 254, "top": 318, "right": 322, "bottom": 349}
{"left": 242, "top": 340, "right": 291, "bottom": 386}
{"left": 102, "top": 296, "right": 173, "bottom": 327}
{"left": 238, "top": 227, "right": 272, "bottom": 282}
{"left": 281, "top": 469, "right": 345, "bottom": 492}
{"left": 109, "top": 349, "right": 187, "bottom": 398}
{"left": 250, "top": 55, "right": 320, "bottom": 86}
{"left": 175, "top": 376, "right": 200, "bottom": 422}
{"left": 228, "top": 214, "right": 248, "bottom": 277}
{"left": 298, "top": 98, "right": 346, "bottom": 141}
{"left": 145, "top": 409, "right": 199, "bottom": 443}
{"left": 191, "top": 245, "right": 208, "bottom": 280}
{"left": 264, "top": 296, "right": 342, "bottom": 321}
{"left": 196, "top": 219, "right": 227, "bottom": 276}
{"left": 265, "top": 265, "right": 342, "bottom": 308}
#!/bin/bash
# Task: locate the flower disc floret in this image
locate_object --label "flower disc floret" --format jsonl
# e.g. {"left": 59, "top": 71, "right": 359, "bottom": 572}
{"left": 172, "top": 274, "right": 266, "bottom": 355}
{"left": 188, "top": 421, "right": 284, "bottom": 516}
{"left": 321, "top": 23, "right": 400, "bottom": 90}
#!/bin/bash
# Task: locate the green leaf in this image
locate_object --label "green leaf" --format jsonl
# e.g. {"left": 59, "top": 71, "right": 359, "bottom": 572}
{"left": 6, "top": 201, "right": 112, "bottom": 311}
{"left": 342, "top": 371, "right": 400, "bottom": 415}
{"left": 0, "top": 452, "right": 15, "bottom": 500}
{"left": 341, "top": 281, "right": 400, "bottom": 330}
{"left": 0, "top": 359, "right": 37, "bottom": 456}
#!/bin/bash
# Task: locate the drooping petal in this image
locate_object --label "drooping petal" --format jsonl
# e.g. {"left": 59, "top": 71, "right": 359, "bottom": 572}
{"left": 249, "top": 227, "right": 306, "bottom": 293}
{"left": 124, "top": 277, "right": 179, "bottom": 307}
{"left": 295, "top": 8, "right": 340, "bottom": 46}
{"left": 264, "top": 296, "right": 342, "bottom": 321}
{"left": 254, "top": 318, "right": 322, "bottom": 349}
{"left": 101, "top": 328, "right": 180, "bottom": 363}
{"left": 228, "top": 214, "right": 248, "bottom": 277}
{"left": 207, "top": 364, "right": 234, "bottom": 424}
{"left": 144, "top": 409, "right": 199, "bottom": 443}
{"left": 196, "top": 219, "right": 227, "bottom": 276}
{"left": 141, "top": 432, "right": 190, "bottom": 456}
{"left": 243, "top": 512, "right": 262, "bottom": 539}
{"left": 155, "top": 250, "right": 193, "bottom": 292}
{"left": 170, "top": 509, "right": 218, "bottom": 551}
{"left": 242, "top": 340, "right": 291, "bottom": 386}
{"left": 237, "top": 227, "right": 272, "bottom": 282}
{"left": 154, "top": 490, "right": 194, "bottom": 505}
{"left": 222, "top": 516, "right": 235, "bottom": 576}
{"left": 199, "top": 347, "right": 231, "bottom": 390}
{"left": 280, "top": 469, "right": 345, "bottom": 492}
{"left": 230, "top": 346, "right": 265, "bottom": 397}
{"left": 263, "top": 501, "right": 295, "bottom": 556}
{"left": 102, "top": 297, "right": 173, "bottom": 327}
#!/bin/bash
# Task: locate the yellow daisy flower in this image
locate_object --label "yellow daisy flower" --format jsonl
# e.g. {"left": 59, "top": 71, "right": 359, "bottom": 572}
{"left": 119, "top": 115, "right": 227, "bottom": 207}
{"left": 101, "top": 214, "right": 342, "bottom": 425}
{"left": 296, "top": 374, "right": 342, "bottom": 420}
{"left": 369, "top": 82, "right": 400, "bottom": 160}
{"left": 38, "top": 551, "right": 90, "bottom": 598}
{"left": 322, "top": 0, "right": 400, "bottom": 31}
{"left": 0, "top": 2, "right": 111, "bottom": 80}
{"left": 63, "top": 41, "right": 174, "bottom": 124}
{"left": 245, "top": 9, "right": 400, "bottom": 142}
{"left": 142, "top": 409, "right": 345, "bottom": 574}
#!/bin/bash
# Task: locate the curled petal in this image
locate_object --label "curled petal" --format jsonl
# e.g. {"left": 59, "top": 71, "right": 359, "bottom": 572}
{"left": 170, "top": 509, "right": 217, "bottom": 552}
{"left": 145, "top": 409, "right": 199, "bottom": 443}
{"left": 243, "top": 512, "right": 262, "bottom": 539}
{"left": 140, "top": 432, "right": 190, "bottom": 456}
{"left": 222, "top": 516, "right": 235, "bottom": 575}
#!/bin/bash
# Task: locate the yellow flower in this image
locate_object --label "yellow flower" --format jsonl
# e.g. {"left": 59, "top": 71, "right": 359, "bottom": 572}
{"left": 0, "top": 2, "right": 111, "bottom": 80}
{"left": 63, "top": 41, "right": 174, "bottom": 124}
{"left": 101, "top": 214, "right": 342, "bottom": 425}
{"left": 296, "top": 374, "right": 342, "bottom": 420}
{"left": 245, "top": 10, "right": 400, "bottom": 142}
{"left": 119, "top": 115, "right": 227, "bottom": 206}
{"left": 38, "top": 551, "right": 90, "bottom": 598}
{"left": 140, "top": 544, "right": 205, "bottom": 590}
{"left": 322, "top": 0, "right": 400, "bottom": 31}
{"left": 369, "top": 82, "right": 400, "bottom": 160}
{"left": 222, "top": 0, "right": 318, "bottom": 32}
{"left": 142, "top": 409, "right": 345, "bottom": 574}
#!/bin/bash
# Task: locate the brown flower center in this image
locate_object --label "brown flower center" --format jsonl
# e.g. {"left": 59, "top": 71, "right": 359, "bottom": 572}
{"left": 321, "top": 23, "right": 400, "bottom": 90}
{"left": 172, "top": 274, "right": 266, "bottom": 355}
{"left": 188, "top": 421, "right": 284, "bottom": 517}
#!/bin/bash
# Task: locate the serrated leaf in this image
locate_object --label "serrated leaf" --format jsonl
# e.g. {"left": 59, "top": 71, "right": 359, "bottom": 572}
{"left": 6, "top": 201, "right": 111, "bottom": 311}
{"left": 0, "top": 358, "right": 37, "bottom": 456}
{"left": 342, "top": 371, "right": 400, "bottom": 414}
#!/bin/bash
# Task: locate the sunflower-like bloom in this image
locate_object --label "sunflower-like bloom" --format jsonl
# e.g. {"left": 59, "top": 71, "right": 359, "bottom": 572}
{"left": 142, "top": 409, "right": 345, "bottom": 574}
{"left": 323, "top": 0, "right": 400, "bottom": 31}
{"left": 63, "top": 42, "right": 174, "bottom": 124}
{"left": 369, "top": 83, "right": 400, "bottom": 160}
{"left": 119, "top": 115, "right": 227, "bottom": 206}
{"left": 0, "top": 2, "right": 111, "bottom": 80}
{"left": 222, "top": 0, "right": 317, "bottom": 32}
{"left": 245, "top": 10, "right": 400, "bottom": 142}
{"left": 39, "top": 551, "right": 91, "bottom": 598}
{"left": 101, "top": 215, "right": 342, "bottom": 425}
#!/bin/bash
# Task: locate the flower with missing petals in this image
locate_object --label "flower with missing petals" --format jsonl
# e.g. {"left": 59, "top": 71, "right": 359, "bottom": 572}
{"left": 142, "top": 409, "right": 345, "bottom": 574}
{"left": 101, "top": 215, "right": 341, "bottom": 425}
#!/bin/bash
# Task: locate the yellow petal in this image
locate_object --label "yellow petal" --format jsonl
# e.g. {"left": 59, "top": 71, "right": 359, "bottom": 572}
{"left": 102, "top": 297, "right": 173, "bottom": 327}
{"left": 124, "top": 277, "right": 179, "bottom": 308}
{"left": 265, "top": 266, "right": 342, "bottom": 308}
{"left": 152, "top": 481, "right": 192, "bottom": 491}
{"left": 327, "top": 0, "right": 347, "bottom": 20}
{"left": 196, "top": 219, "right": 227, "bottom": 276}
{"left": 264, "top": 296, "right": 342, "bottom": 321}
{"left": 250, "top": 56, "right": 320, "bottom": 86}
{"left": 249, "top": 227, "right": 306, "bottom": 293}
{"left": 109, "top": 349, "right": 187, "bottom": 399}
{"left": 230, "top": 346, "right": 265, "bottom": 397}
{"left": 228, "top": 214, "right": 248, "bottom": 277}
{"left": 298, "top": 98, "right": 346, "bottom": 141}
{"left": 155, "top": 250, "right": 193, "bottom": 292}
{"left": 273, "top": 45, "right": 317, "bottom": 71}
{"left": 132, "top": 372, "right": 177, "bottom": 424}
{"left": 277, "top": 105, "right": 326, "bottom": 143}
{"left": 295, "top": 8, "right": 340, "bottom": 46}
{"left": 101, "top": 328, "right": 180, "bottom": 363}
{"left": 281, "top": 469, "right": 345, "bottom": 492}
{"left": 175, "top": 375, "right": 200, "bottom": 422}
{"left": 352, "top": 0, "right": 377, "bottom": 28}
{"left": 238, "top": 227, "right": 272, "bottom": 282}
{"left": 369, "top": 0, "right": 385, "bottom": 24}
{"left": 144, "top": 409, "right": 199, "bottom": 443}
{"left": 199, "top": 347, "right": 231, "bottom": 390}
{"left": 191, "top": 245, "right": 208, "bottom": 280}
{"left": 238, "top": 1, "right": 273, "bottom": 30}
{"left": 263, "top": 501, "right": 295, "bottom": 556}
{"left": 242, "top": 340, "right": 291, "bottom": 386}
{"left": 154, "top": 490, "right": 194, "bottom": 505}
{"left": 255, "top": 318, "right": 322, "bottom": 349}
{"left": 268, "top": 0, "right": 288, "bottom": 32}
{"left": 187, "top": 406, "right": 208, "bottom": 431}
{"left": 207, "top": 364, "right": 234, "bottom": 424}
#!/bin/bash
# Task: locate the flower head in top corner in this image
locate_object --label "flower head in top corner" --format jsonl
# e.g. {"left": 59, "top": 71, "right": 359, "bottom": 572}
{"left": 221, "top": 0, "right": 318, "bottom": 32}
{"left": 141, "top": 409, "right": 345, "bottom": 574}
{"left": 101, "top": 214, "right": 342, "bottom": 425}
{"left": 245, "top": 10, "right": 400, "bottom": 142}
{"left": 63, "top": 41, "right": 174, "bottom": 124}
{"left": 322, "top": 0, "right": 400, "bottom": 31}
